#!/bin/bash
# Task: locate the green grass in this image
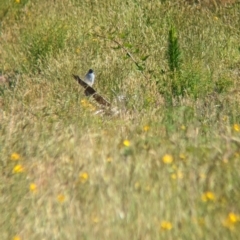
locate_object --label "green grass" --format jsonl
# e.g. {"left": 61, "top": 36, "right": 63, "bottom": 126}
{"left": 1, "top": 0, "right": 240, "bottom": 239}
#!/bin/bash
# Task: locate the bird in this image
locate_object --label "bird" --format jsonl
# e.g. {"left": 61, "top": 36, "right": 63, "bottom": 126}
{"left": 72, "top": 74, "right": 111, "bottom": 107}
{"left": 84, "top": 69, "right": 95, "bottom": 87}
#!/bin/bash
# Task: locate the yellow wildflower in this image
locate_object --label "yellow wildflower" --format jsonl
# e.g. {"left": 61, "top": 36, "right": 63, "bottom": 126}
{"left": 223, "top": 212, "right": 240, "bottom": 230}
{"left": 201, "top": 191, "right": 215, "bottom": 202}
{"left": 233, "top": 124, "right": 240, "bottom": 132}
{"left": 234, "top": 152, "right": 240, "bottom": 158}
{"left": 106, "top": 157, "right": 112, "bottom": 163}
{"left": 177, "top": 171, "right": 184, "bottom": 179}
{"left": 57, "top": 194, "right": 66, "bottom": 203}
{"left": 160, "top": 221, "right": 173, "bottom": 231}
{"left": 29, "top": 183, "right": 37, "bottom": 193}
{"left": 199, "top": 173, "right": 206, "bottom": 179}
{"left": 80, "top": 172, "right": 89, "bottom": 183}
{"left": 81, "top": 99, "right": 96, "bottom": 111}
{"left": 81, "top": 99, "right": 89, "bottom": 107}
{"left": 11, "top": 153, "right": 20, "bottom": 161}
{"left": 143, "top": 125, "right": 150, "bottom": 132}
{"left": 171, "top": 171, "right": 184, "bottom": 180}
{"left": 15, "top": 0, "right": 20, "bottom": 3}
{"left": 228, "top": 212, "right": 240, "bottom": 223}
{"left": 181, "top": 125, "right": 186, "bottom": 130}
{"left": 13, "top": 236, "right": 21, "bottom": 240}
{"left": 223, "top": 158, "right": 228, "bottom": 164}
{"left": 13, "top": 164, "right": 24, "bottom": 173}
{"left": 162, "top": 154, "right": 173, "bottom": 164}
{"left": 92, "top": 216, "right": 100, "bottom": 223}
{"left": 88, "top": 103, "right": 96, "bottom": 111}
{"left": 171, "top": 173, "right": 177, "bottom": 179}
{"left": 76, "top": 48, "right": 80, "bottom": 54}
{"left": 123, "top": 140, "right": 130, "bottom": 147}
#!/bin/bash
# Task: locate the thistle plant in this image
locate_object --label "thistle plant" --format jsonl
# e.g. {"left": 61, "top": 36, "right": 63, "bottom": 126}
{"left": 167, "top": 25, "right": 181, "bottom": 73}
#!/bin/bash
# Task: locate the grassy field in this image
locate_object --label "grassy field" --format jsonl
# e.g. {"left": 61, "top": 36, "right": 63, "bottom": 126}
{"left": 1, "top": 0, "right": 240, "bottom": 239}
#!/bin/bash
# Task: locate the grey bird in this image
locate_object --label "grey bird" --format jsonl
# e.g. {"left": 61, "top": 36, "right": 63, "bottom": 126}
{"left": 72, "top": 74, "right": 111, "bottom": 107}
{"left": 84, "top": 69, "right": 95, "bottom": 86}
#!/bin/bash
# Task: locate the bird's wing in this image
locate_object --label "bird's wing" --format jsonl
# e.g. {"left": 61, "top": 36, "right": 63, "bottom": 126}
{"left": 72, "top": 74, "right": 111, "bottom": 107}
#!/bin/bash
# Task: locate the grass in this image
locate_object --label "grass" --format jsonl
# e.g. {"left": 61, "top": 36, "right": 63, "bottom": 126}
{"left": 1, "top": 0, "right": 240, "bottom": 239}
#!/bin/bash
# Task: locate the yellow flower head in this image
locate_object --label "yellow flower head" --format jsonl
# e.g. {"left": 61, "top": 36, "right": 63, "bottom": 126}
{"left": 92, "top": 216, "right": 100, "bottom": 223}
{"left": 223, "top": 158, "right": 228, "bottom": 164}
{"left": 160, "top": 221, "right": 173, "bottom": 231}
{"left": 11, "top": 153, "right": 20, "bottom": 161}
{"left": 234, "top": 152, "right": 240, "bottom": 158}
{"left": 143, "top": 125, "right": 150, "bottom": 132}
{"left": 171, "top": 173, "right": 177, "bottom": 179}
{"left": 177, "top": 170, "right": 184, "bottom": 179}
{"left": 81, "top": 99, "right": 89, "bottom": 107}
{"left": 223, "top": 212, "right": 240, "bottom": 230}
{"left": 80, "top": 172, "right": 89, "bottom": 183}
{"left": 162, "top": 154, "right": 173, "bottom": 164}
{"left": 123, "top": 140, "right": 130, "bottom": 147}
{"left": 181, "top": 125, "right": 186, "bottom": 130}
{"left": 171, "top": 170, "right": 184, "bottom": 180}
{"left": 201, "top": 191, "right": 215, "bottom": 202}
{"left": 199, "top": 173, "right": 206, "bottom": 179}
{"left": 29, "top": 183, "right": 37, "bottom": 193}
{"left": 233, "top": 124, "right": 240, "bottom": 132}
{"left": 81, "top": 99, "right": 96, "bottom": 111}
{"left": 57, "top": 194, "right": 66, "bottom": 203}
{"left": 106, "top": 157, "right": 112, "bottom": 163}
{"left": 88, "top": 103, "right": 96, "bottom": 111}
{"left": 13, "top": 164, "right": 24, "bottom": 173}
{"left": 15, "top": 0, "right": 20, "bottom": 3}
{"left": 13, "top": 236, "right": 21, "bottom": 240}
{"left": 228, "top": 212, "right": 240, "bottom": 223}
